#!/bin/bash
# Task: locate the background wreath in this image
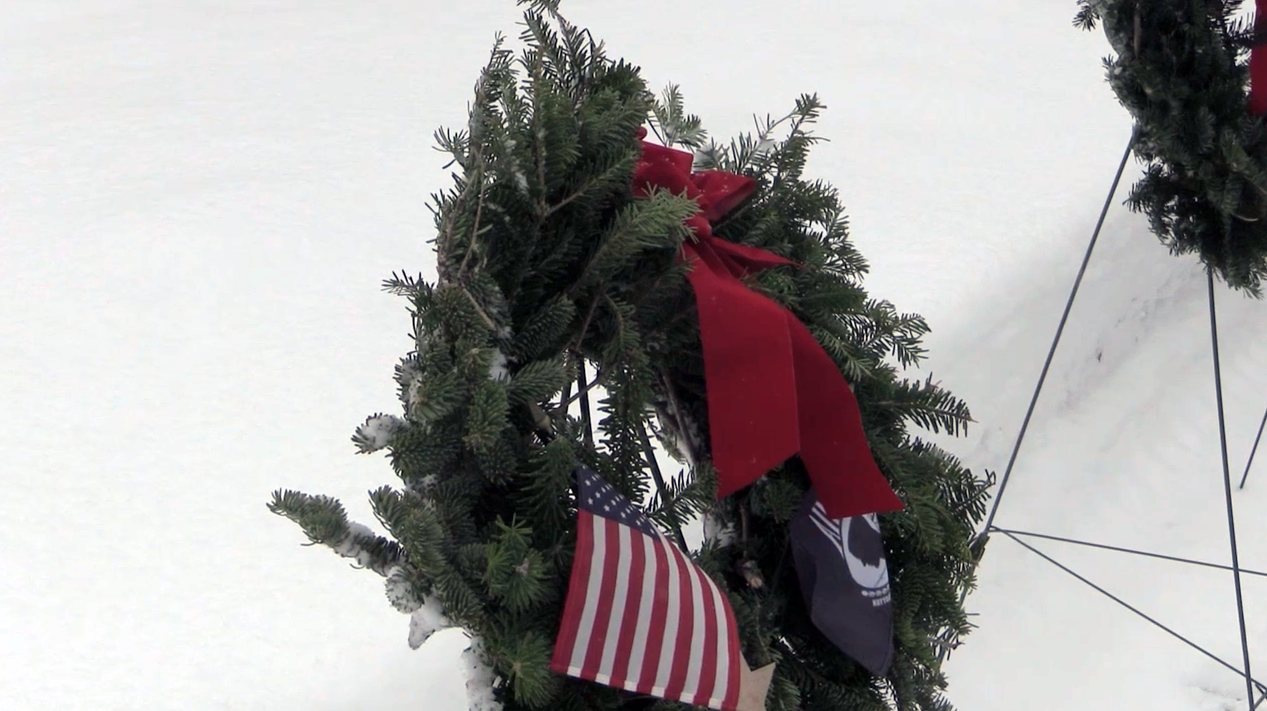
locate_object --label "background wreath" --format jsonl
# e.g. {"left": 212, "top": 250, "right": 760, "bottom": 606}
{"left": 1076, "top": 0, "right": 1267, "bottom": 294}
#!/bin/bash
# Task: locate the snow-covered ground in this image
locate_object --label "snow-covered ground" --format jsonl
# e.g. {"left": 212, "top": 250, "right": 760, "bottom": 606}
{"left": 3, "top": 1, "right": 1264, "bottom": 709}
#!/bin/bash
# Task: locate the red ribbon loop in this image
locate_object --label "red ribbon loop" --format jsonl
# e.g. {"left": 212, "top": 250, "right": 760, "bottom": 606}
{"left": 633, "top": 129, "right": 902, "bottom": 519}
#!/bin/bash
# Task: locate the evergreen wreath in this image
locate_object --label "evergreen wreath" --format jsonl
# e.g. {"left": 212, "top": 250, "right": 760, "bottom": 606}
{"left": 268, "top": 3, "right": 991, "bottom": 710}
{"left": 1075, "top": 0, "right": 1267, "bottom": 294}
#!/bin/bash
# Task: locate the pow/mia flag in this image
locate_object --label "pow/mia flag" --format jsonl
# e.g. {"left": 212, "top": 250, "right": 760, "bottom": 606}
{"left": 790, "top": 488, "right": 894, "bottom": 676}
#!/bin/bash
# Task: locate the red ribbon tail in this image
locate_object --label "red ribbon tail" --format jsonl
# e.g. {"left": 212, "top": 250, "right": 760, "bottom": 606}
{"left": 686, "top": 244, "right": 800, "bottom": 496}
{"left": 786, "top": 316, "right": 903, "bottom": 519}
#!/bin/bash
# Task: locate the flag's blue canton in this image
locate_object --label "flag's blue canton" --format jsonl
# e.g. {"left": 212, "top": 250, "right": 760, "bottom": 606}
{"left": 577, "top": 467, "right": 658, "bottom": 538}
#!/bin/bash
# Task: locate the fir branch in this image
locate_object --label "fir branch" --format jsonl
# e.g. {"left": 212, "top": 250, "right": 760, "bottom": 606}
{"left": 507, "top": 357, "right": 567, "bottom": 405}
{"left": 462, "top": 284, "right": 500, "bottom": 331}
{"left": 657, "top": 369, "right": 703, "bottom": 467}
{"left": 541, "top": 157, "right": 635, "bottom": 218}
{"left": 268, "top": 490, "right": 404, "bottom": 576}
{"left": 530, "top": 50, "right": 549, "bottom": 218}
{"left": 382, "top": 270, "right": 428, "bottom": 298}
{"left": 436, "top": 37, "right": 509, "bottom": 282}
{"left": 565, "top": 285, "right": 603, "bottom": 356}
{"left": 459, "top": 175, "right": 489, "bottom": 276}
{"left": 650, "top": 83, "right": 708, "bottom": 149}
{"left": 565, "top": 193, "right": 694, "bottom": 298}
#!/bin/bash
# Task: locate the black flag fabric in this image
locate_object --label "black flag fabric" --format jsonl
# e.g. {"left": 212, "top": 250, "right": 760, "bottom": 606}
{"left": 790, "top": 487, "right": 894, "bottom": 676}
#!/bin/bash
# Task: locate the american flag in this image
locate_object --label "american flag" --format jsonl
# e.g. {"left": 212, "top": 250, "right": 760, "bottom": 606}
{"left": 551, "top": 467, "right": 744, "bottom": 711}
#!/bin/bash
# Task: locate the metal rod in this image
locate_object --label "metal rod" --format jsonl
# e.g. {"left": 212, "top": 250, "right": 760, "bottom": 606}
{"left": 1207, "top": 269, "right": 1255, "bottom": 711}
{"left": 1238, "top": 402, "right": 1267, "bottom": 489}
{"left": 980, "top": 131, "right": 1136, "bottom": 538}
{"left": 992, "top": 527, "right": 1267, "bottom": 578}
{"left": 1000, "top": 530, "right": 1264, "bottom": 691}
{"left": 941, "top": 133, "right": 1136, "bottom": 664}
{"left": 577, "top": 356, "right": 594, "bottom": 449}
{"left": 639, "top": 423, "right": 688, "bottom": 551}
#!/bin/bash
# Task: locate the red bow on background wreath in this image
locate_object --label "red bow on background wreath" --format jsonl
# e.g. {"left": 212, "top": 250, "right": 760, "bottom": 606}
{"left": 632, "top": 127, "right": 902, "bottom": 520}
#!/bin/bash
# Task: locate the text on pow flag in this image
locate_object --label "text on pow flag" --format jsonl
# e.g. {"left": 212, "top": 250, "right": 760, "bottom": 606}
{"left": 550, "top": 467, "right": 748, "bottom": 711}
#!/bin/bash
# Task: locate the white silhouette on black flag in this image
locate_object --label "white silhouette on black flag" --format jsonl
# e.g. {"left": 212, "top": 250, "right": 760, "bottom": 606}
{"left": 790, "top": 487, "right": 894, "bottom": 675}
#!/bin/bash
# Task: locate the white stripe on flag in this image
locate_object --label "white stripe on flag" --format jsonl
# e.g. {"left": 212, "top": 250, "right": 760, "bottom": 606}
{"left": 595, "top": 519, "right": 631, "bottom": 684}
{"left": 569, "top": 514, "right": 606, "bottom": 671}
{"left": 651, "top": 533, "right": 682, "bottom": 696}
{"left": 680, "top": 556, "right": 706, "bottom": 702}
{"left": 624, "top": 530, "right": 657, "bottom": 691}
{"left": 704, "top": 573, "right": 732, "bottom": 708}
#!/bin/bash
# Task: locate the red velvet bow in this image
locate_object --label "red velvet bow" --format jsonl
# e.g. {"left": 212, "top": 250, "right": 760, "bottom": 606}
{"left": 1253, "top": 0, "right": 1267, "bottom": 115}
{"left": 632, "top": 127, "right": 902, "bottom": 519}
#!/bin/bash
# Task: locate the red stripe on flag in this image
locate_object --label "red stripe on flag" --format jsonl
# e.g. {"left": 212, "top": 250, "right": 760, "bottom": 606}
{"left": 607, "top": 527, "right": 647, "bottom": 690}
{"left": 579, "top": 516, "right": 621, "bottom": 679}
{"left": 691, "top": 570, "right": 721, "bottom": 707}
{"left": 661, "top": 540, "right": 696, "bottom": 701}
{"left": 550, "top": 511, "right": 594, "bottom": 674}
{"left": 721, "top": 591, "right": 742, "bottom": 711}
{"left": 635, "top": 537, "right": 671, "bottom": 695}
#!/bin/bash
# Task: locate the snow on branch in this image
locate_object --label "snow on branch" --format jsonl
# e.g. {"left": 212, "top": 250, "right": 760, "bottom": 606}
{"left": 489, "top": 349, "right": 511, "bottom": 382}
{"left": 462, "top": 636, "right": 503, "bottom": 711}
{"left": 353, "top": 414, "right": 406, "bottom": 454}
{"left": 385, "top": 565, "right": 423, "bottom": 614}
{"left": 407, "top": 593, "right": 453, "bottom": 649}
{"left": 332, "top": 521, "right": 401, "bottom": 576}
